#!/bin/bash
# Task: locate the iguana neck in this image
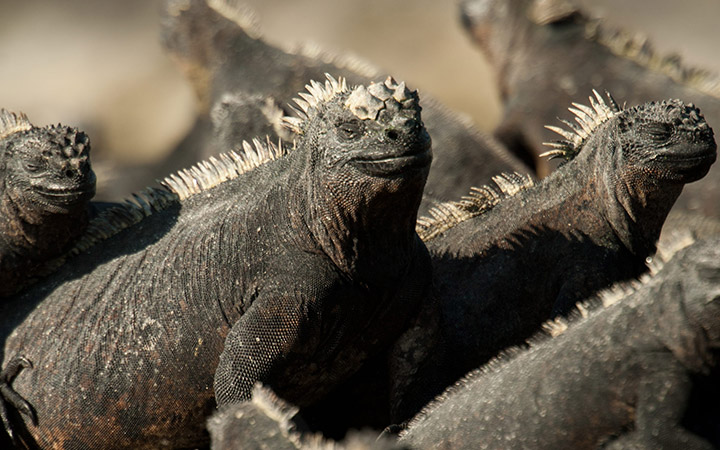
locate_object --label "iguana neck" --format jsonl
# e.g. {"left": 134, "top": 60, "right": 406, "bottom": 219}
{"left": 595, "top": 155, "right": 682, "bottom": 258}
{"left": 0, "top": 186, "right": 88, "bottom": 259}
{"left": 289, "top": 164, "right": 423, "bottom": 282}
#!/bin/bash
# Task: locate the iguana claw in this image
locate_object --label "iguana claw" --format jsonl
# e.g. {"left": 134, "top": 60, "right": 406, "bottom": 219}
{"left": 0, "top": 356, "right": 37, "bottom": 445}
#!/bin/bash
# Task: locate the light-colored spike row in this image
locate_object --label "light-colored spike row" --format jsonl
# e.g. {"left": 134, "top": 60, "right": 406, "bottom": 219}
{"left": 584, "top": 19, "right": 720, "bottom": 99}
{"left": 540, "top": 90, "right": 621, "bottom": 160}
{"left": 0, "top": 109, "right": 33, "bottom": 140}
{"left": 416, "top": 172, "right": 534, "bottom": 242}
{"left": 60, "top": 136, "right": 292, "bottom": 263}
{"left": 161, "top": 137, "right": 289, "bottom": 200}
{"left": 206, "top": 0, "right": 262, "bottom": 39}
{"left": 289, "top": 74, "right": 349, "bottom": 117}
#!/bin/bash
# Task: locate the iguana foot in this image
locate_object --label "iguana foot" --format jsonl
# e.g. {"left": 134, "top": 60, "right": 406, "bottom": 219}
{"left": 0, "top": 356, "right": 37, "bottom": 444}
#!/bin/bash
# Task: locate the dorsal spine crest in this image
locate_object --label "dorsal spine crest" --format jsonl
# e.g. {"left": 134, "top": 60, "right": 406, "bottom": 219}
{"left": 540, "top": 90, "right": 621, "bottom": 160}
{"left": 416, "top": 172, "right": 534, "bottom": 241}
{"left": 584, "top": 20, "right": 720, "bottom": 98}
{"left": 0, "top": 109, "right": 33, "bottom": 140}
{"left": 66, "top": 137, "right": 290, "bottom": 259}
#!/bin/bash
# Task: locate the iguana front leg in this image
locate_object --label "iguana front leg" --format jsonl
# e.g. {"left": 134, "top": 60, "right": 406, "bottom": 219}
{"left": 603, "top": 355, "right": 713, "bottom": 450}
{"left": 213, "top": 295, "right": 308, "bottom": 405}
{"left": 0, "top": 356, "right": 37, "bottom": 444}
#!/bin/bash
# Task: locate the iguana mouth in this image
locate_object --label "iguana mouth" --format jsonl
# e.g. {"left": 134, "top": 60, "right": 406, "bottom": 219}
{"left": 34, "top": 183, "right": 96, "bottom": 205}
{"left": 352, "top": 146, "right": 432, "bottom": 176}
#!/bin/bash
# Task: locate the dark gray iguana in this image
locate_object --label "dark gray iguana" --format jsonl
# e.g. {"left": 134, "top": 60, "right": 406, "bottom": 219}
{"left": 0, "top": 75, "right": 432, "bottom": 448}
{"left": 0, "top": 110, "right": 96, "bottom": 297}
{"left": 108, "top": 0, "right": 531, "bottom": 216}
{"left": 387, "top": 92, "right": 717, "bottom": 423}
{"left": 460, "top": 0, "right": 720, "bottom": 221}
{"left": 399, "top": 236, "right": 720, "bottom": 449}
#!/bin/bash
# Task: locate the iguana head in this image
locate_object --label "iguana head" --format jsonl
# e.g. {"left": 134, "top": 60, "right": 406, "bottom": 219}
{"left": 1, "top": 111, "right": 96, "bottom": 215}
{"left": 615, "top": 100, "right": 716, "bottom": 183}
{"left": 284, "top": 75, "right": 431, "bottom": 274}
{"left": 285, "top": 74, "right": 431, "bottom": 189}
{"left": 544, "top": 92, "right": 716, "bottom": 183}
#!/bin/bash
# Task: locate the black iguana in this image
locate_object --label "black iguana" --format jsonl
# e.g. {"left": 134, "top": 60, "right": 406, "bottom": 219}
{"left": 399, "top": 236, "right": 720, "bottom": 449}
{"left": 0, "top": 75, "right": 433, "bottom": 449}
{"left": 0, "top": 110, "right": 96, "bottom": 297}
{"left": 388, "top": 92, "right": 717, "bottom": 422}
{"left": 119, "top": 0, "right": 531, "bottom": 216}
{"left": 460, "top": 0, "right": 720, "bottom": 221}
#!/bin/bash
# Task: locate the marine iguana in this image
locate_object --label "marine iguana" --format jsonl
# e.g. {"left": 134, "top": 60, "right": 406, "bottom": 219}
{"left": 399, "top": 236, "right": 720, "bottom": 449}
{"left": 0, "top": 75, "right": 433, "bottom": 449}
{"left": 460, "top": 0, "right": 720, "bottom": 221}
{"left": 0, "top": 110, "right": 96, "bottom": 297}
{"left": 388, "top": 92, "right": 717, "bottom": 422}
{"left": 146, "top": 0, "right": 530, "bottom": 215}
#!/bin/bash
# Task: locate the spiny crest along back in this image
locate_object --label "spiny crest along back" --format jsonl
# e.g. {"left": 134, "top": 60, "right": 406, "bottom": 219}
{"left": 541, "top": 90, "right": 621, "bottom": 160}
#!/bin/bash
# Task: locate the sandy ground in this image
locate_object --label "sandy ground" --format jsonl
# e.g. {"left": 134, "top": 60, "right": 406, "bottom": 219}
{"left": 0, "top": 0, "right": 718, "bottom": 165}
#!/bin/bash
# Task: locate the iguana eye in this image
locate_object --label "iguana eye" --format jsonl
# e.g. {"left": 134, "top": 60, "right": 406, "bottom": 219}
{"left": 24, "top": 162, "right": 41, "bottom": 172}
{"left": 642, "top": 122, "right": 673, "bottom": 142}
{"left": 337, "top": 120, "right": 362, "bottom": 141}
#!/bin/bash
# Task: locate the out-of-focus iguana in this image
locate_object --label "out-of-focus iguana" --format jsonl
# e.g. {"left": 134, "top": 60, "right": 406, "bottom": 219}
{"left": 0, "top": 110, "right": 96, "bottom": 297}
{"left": 0, "top": 75, "right": 432, "bottom": 449}
{"left": 460, "top": 0, "right": 720, "bottom": 222}
{"left": 399, "top": 236, "right": 720, "bottom": 449}
{"left": 98, "top": 0, "right": 530, "bottom": 216}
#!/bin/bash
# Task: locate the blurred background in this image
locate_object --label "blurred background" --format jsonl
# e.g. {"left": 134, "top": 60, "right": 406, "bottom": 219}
{"left": 0, "top": 0, "right": 718, "bottom": 169}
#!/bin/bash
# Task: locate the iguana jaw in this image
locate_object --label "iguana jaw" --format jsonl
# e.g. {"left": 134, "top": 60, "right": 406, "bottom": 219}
{"left": 349, "top": 129, "right": 431, "bottom": 177}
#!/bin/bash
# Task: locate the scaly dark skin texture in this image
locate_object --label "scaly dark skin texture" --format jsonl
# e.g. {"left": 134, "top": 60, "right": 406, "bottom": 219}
{"left": 460, "top": 0, "right": 720, "bottom": 220}
{"left": 97, "top": 0, "right": 532, "bottom": 216}
{"left": 398, "top": 95, "right": 717, "bottom": 421}
{"left": 0, "top": 110, "right": 96, "bottom": 297}
{"left": 399, "top": 237, "right": 720, "bottom": 450}
{"left": 208, "top": 384, "right": 407, "bottom": 450}
{"left": 0, "top": 76, "right": 432, "bottom": 449}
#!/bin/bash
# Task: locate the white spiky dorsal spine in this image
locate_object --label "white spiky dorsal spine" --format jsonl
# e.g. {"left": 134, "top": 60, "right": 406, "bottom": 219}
{"left": 282, "top": 74, "right": 349, "bottom": 134}
{"left": 0, "top": 109, "right": 33, "bottom": 140}
{"left": 540, "top": 90, "right": 621, "bottom": 160}
{"left": 416, "top": 172, "right": 535, "bottom": 241}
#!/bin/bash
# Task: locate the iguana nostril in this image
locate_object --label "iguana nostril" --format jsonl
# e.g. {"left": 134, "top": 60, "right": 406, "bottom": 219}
{"left": 65, "top": 169, "right": 75, "bottom": 178}
{"left": 386, "top": 130, "right": 399, "bottom": 140}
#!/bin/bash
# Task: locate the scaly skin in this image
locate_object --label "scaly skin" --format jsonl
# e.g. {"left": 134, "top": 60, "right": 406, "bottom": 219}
{"left": 460, "top": 0, "right": 720, "bottom": 221}
{"left": 0, "top": 110, "right": 96, "bottom": 297}
{"left": 399, "top": 237, "right": 720, "bottom": 449}
{"left": 0, "top": 76, "right": 432, "bottom": 449}
{"left": 393, "top": 95, "right": 717, "bottom": 422}
{"left": 128, "top": 0, "right": 531, "bottom": 216}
